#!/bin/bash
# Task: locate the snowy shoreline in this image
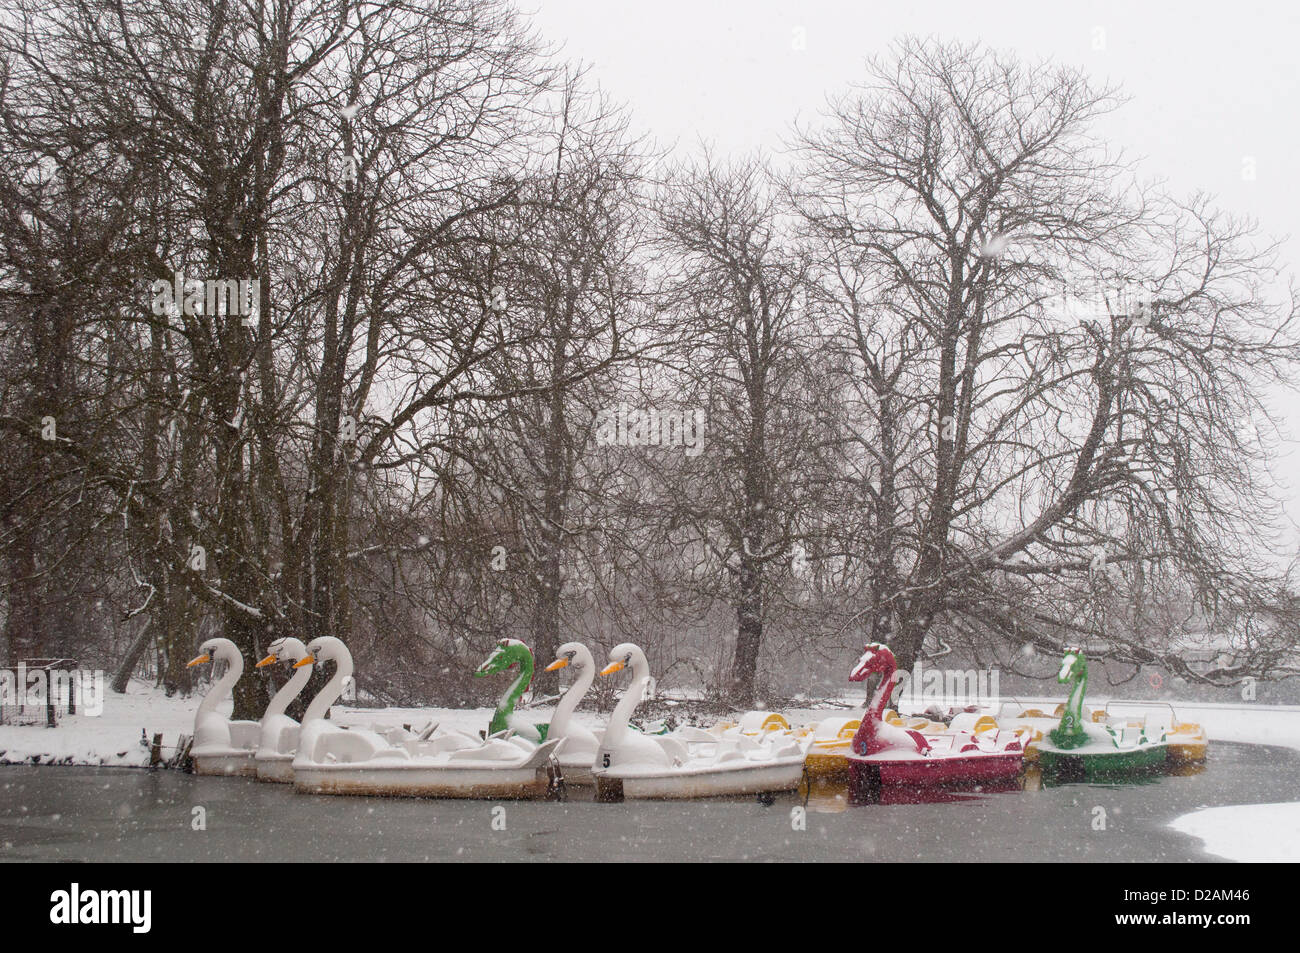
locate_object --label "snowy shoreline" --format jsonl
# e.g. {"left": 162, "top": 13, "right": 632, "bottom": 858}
{"left": 3, "top": 679, "right": 1299, "bottom": 769}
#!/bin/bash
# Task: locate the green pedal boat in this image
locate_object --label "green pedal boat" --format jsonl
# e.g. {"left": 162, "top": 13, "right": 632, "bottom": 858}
{"left": 1034, "top": 646, "right": 1169, "bottom": 779}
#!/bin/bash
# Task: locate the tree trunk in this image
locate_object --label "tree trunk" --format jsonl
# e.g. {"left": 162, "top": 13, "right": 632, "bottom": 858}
{"left": 2, "top": 521, "right": 41, "bottom": 665}
{"left": 730, "top": 551, "right": 764, "bottom": 706}
{"left": 111, "top": 617, "right": 155, "bottom": 694}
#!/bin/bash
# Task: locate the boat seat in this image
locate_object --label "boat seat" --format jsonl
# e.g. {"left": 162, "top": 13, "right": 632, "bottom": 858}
{"left": 1106, "top": 725, "right": 1139, "bottom": 748}
{"left": 772, "top": 739, "right": 805, "bottom": 758}
{"left": 738, "top": 711, "right": 790, "bottom": 734}
{"left": 655, "top": 736, "right": 692, "bottom": 763}
{"left": 229, "top": 722, "right": 261, "bottom": 749}
{"left": 947, "top": 712, "right": 979, "bottom": 733}
{"left": 973, "top": 715, "right": 997, "bottom": 734}
{"left": 812, "top": 717, "right": 858, "bottom": 742}
{"left": 999, "top": 730, "right": 1024, "bottom": 750}
{"left": 676, "top": 725, "right": 717, "bottom": 744}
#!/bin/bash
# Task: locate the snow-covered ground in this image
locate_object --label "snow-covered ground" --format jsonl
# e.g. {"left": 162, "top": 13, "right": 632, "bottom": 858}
{"left": 0, "top": 678, "right": 196, "bottom": 767}
{"left": 2, "top": 681, "right": 1298, "bottom": 768}
{"left": 1169, "top": 803, "right": 1300, "bottom": 862}
{"left": 0, "top": 679, "right": 605, "bottom": 767}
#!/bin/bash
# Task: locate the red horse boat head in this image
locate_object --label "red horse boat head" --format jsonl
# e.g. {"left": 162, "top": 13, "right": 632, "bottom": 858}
{"left": 849, "top": 643, "right": 896, "bottom": 683}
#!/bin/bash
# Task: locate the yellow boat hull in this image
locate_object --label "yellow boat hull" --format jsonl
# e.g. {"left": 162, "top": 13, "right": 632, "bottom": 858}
{"left": 804, "top": 748, "right": 851, "bottom": 780}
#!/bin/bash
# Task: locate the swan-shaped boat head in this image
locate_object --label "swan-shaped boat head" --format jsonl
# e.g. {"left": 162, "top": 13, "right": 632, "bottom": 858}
{"left": 474, "top": 639, "right": 542, "bottom": 738}
{"left": 186, "top": 637, "right": 259, "bottom": 773}
{"left": 295, "top": 635, "right": 349, "bottom": 672}
{"left": 543, "top": 642, "right": 600, "bottom": 770}
{"left": 545, "top": 641, "right": 594, "bottom": 676}
{"left": 600, "top": 642, "right": 643, "bottom": 679}
{"left": 257, "top": 636, "right": 309, "bottom": 671}
{"left": 293, "top": 636, "right": 354, "bottom": 727}
{"left": 596, "top": 643, "right": 664, "bottom": 761}
{"left": 253, "top": 636, "right": 313, "bottom": 776}
{"left": 187, "top": 637, "right": 243, "bottom": 675}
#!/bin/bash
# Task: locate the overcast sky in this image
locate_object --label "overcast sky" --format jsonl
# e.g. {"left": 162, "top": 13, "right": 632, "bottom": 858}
{"left": 527, "top": 0, "right": 1300, "bottom": 548}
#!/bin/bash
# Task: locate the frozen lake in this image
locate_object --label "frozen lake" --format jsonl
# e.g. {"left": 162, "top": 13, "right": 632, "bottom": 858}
{"left": 1, "top": 742, "right": 1294, "bottom": 862}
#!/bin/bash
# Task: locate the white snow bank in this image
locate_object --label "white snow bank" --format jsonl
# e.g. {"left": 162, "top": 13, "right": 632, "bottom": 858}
{"left": 0, "top": 682, "right": 609, "bottom": 767}
{"left": 0, "top": 677, "right": 198, "bottom": 767}
{"left": 1169, "top": 802, "right": 1300, "bottom": 862}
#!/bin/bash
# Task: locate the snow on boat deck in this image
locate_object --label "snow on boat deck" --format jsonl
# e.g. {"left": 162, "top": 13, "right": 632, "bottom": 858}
{"left": 2, "top": 681, "right": 1298, "bottom": 768}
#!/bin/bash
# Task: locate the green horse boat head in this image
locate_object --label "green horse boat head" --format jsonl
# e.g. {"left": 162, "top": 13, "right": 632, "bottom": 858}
{"left": 474, "top": 638, "right": 546, "bottom": 740}
{"left": 1049, "top": 645, "right": 1091, "bottom": 750}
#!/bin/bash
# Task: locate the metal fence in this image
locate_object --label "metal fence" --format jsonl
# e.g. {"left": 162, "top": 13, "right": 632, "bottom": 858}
{"left": 0, "top": 658, "right": 79, "bottom": 727}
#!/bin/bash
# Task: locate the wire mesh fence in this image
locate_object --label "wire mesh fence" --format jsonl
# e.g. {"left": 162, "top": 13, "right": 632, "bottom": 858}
{"left": 0, "top": 659, "right": 79, "bottom": 727}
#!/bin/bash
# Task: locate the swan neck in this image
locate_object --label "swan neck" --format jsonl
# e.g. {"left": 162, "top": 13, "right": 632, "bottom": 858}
{"left": 1066, "top": 663, "right": 1087, "bottom": 722}
{"left": 549, "top": 661, "right": 592, "bottom": 738}
{"left": 263, "top": 663, "right": 312, "bottom": 722}
{"left": 198, "top": 652, "right": 242, "bottom": 717}
{"left": 850, "top": 657, "right": 899, "bottom": 756}
{"left": 303, "top": 653, "right": 352, "bottom": 725}
{"left": 605, "top": 657, "right": 649, "bottom": 746}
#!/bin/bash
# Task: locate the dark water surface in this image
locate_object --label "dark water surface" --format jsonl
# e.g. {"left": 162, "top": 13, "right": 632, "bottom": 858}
{"left": 1, "top": 742, "right": 1293, "bottom": 862}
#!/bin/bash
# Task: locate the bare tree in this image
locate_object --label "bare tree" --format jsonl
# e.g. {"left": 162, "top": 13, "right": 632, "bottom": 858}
{"left": 793, "top": 38, "right": 1300, "bottom": 681}
{"left": 653, "top": 156, "right": 833, "bottom": 704}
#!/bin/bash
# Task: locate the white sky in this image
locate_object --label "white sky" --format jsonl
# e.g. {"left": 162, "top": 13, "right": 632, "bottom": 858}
{"left": 525, "top": 0, "right": 1300, "bottom": 549}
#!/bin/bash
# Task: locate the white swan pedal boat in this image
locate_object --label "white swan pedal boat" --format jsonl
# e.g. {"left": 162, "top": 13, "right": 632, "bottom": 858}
{"left": 290, "top": 636, "right": 562, "bottom": 798}
{"left": 592, "top": 643, "right": 811, "bottom": 799}
{"left": 253, "top": 636, "right": 320, "bottom": 782}
{"left": 187, "top": 638, "right": 260, "bottom": 777}
{"left": 542, "top": 641, "right": 605, "bottom": 784}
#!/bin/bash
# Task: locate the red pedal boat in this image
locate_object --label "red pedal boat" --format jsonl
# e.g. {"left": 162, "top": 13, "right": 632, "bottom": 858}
{"left": 845, "top": 643, "right": 1025, "bottom": 800}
